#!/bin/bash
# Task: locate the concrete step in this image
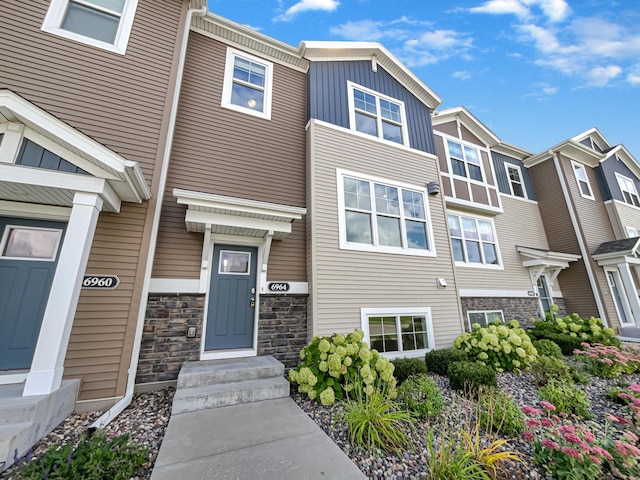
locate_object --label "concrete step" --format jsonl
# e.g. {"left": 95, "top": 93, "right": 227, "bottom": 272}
{"left": 177, "top": 356, "right": 284, "bottom": 389}
{"left": 172, "top": 376, "right": 290, "bottom": 415}
{"left": 0, "top": 422, "right": 33, "bottom": 471}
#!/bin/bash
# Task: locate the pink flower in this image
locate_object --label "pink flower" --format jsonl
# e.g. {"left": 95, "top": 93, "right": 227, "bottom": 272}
{"left": 526, "top": 419, "right": 541, "bottom": 428}
{"left": 540, "top": 418, "right": 554, "bottom": 428}
{"left": 623, "top": 431, "right": 639, "bottom": 443}
{"left": 540, "top": 401, "right": 556, "bottom": 411}
{"left": 521, "top": 406, "right": 541, "bottom": 416}
{"left": 563, "top": 433, "right": 583, "bottom": 445}
{"left": 541, "top": 439, "right": 560, "bottom": 450}
{"left": 589, "top": 455, "right": 602, "bottom": 465}
{"left": 561, "top": 446, "right": 583, "bottom": 460}
{"left": 591, "top": 446, "right": 613, "bottom": 460}
{"left": 523, "top": 430, "right": 534, "bottom": 442}
{"left": 630, "top": 384, "right": 640, "bottom": 393}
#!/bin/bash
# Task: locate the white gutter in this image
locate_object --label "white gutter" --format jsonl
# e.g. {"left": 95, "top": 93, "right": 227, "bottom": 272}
{"left": 91, "top": 2, "right": 207, "bottom": 428}
{"left": 550, "top": 150, "right": 608, "bottom": 325}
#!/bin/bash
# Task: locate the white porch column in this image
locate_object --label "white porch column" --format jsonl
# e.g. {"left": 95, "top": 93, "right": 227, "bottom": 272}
{"left": 23, "top": 192, "right": 103, "bottom": 396}
{"left": 617, "top": 263, "right": 640, "bottom": 328}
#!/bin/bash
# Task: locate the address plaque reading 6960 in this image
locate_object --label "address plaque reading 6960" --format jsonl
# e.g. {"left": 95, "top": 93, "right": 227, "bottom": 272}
{"left": 82, "top": 274, "right": 120, "bottom": 290}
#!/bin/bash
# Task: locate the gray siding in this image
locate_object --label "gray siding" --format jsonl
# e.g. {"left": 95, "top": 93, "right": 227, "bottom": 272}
{"left": 600, "top": 155, "right": 640, "bottom": 204}
{"left": 308, "top": 61, "right": 436, "bottom": 155}
{"left": 492, "top": 152, "right": 537, "bottom": 201}
{"left": 307, "top": 120, "right": 463, "bottom": 348}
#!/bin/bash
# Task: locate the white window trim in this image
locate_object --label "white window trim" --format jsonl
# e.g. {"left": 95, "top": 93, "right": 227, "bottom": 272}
{"left": 448, "top": 212, "right": 503, "bottom": 269}
{"left": 0, "top": 225, "right": 63, "bottom": 262}
{"left": 604, "top": 267, "right": 635, "bottom": 327}
{"left": 360, "top": 307, "right": 435, "bottom": 360}
{"left": 570, "top": 160, "right": 595, "bottom": 200}
{"left": 444, "top": 138, "right": 486, "bottom": 184}
{"left": 615, "top": 172, "right": 640, "bottom": 207}
{"left": 506, "top": 164, "right": 527, "bottom": 199}
{"left": 625, "top": 225, "right": 640, "bottom": 238}
{"left": 347, "top": 81, "right": 410, "bottom": 147}
{"left": 42, "top": 0, "right": 139, "bottom": 55}
{"left": 336, "top": 168, "right": 436, "bottom": 257}
{"left": 467, "top": 310, "right": 504, "bottom": 331}
{"left": 221, "top": 47, "right": 273, "bottom": 120}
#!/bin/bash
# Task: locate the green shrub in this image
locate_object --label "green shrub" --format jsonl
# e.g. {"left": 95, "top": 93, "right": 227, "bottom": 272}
{"left": 532, "top": 339, "right": 563, "bottom": 358}
{"left": 13, "top": 432, "right": 148, "bottom": 480}
{"left": 530, "top": 355, "right": 575, "bottom": 386}
{"left": 574, "top": 343, "right": 640, "bottom": 378}
{"left": 606, "top": 386, "right": 630, "bottom": 405}
{"left": 342, "top": 386, "right": 414, "bottom": 452}
{"left": 538, "top": 380, "right": 591, "bottom": 418}
{"left": 396, "top": 374, "right": 445, "bottom": 419}
{"left": 425, "top": 429, "right": 491, "bottom": 480}
{"left": 531, "top": 308, "right": 620, "bottom": 347}
{"left": 424, "top": 348, "right": 468, "bottom": 376}
{"left": 453, "top": 320, "right": 537, "bottom": 372}
{"left": 447, "top": 361, "right": 497, "bottom": 393}
{"left": 527, "top": 331, "right": 585, "bottom": 356}
{"left": 289, "top": 329, "right": 396, "bottom": 405}
{"left": 391, "top": 357, "right": 427, "bottom": 385}
{"left": 478, "top": 388, "right": 525, "bottom": 437}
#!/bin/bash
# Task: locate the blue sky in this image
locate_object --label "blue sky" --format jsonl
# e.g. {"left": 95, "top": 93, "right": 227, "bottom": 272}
{"left": 208, "top": 0, "right": 640, "bottom": 157}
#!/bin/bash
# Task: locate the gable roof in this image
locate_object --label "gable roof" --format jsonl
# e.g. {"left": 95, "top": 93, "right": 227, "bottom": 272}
{"left": 593, "top": 237, "right": 640, "bottom": 257}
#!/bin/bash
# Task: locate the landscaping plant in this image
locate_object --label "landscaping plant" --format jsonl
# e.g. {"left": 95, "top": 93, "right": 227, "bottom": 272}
{"left": 537, "top": 380, "right": 591, "bottom": 418}
{"left": 530, "top": 355, "right": 587, "bottom": 387}
{"left": 424, "top": 348, "right": 468, "bottom": 376}
{"left": 532, "top": 339, "right": 563, "bottom": 358}
{"left": 453, "top": 320, "right": 537, "bottom": 372}
{"left": 289, "top": 329, "right": 396, "bottom": 405}
{"left": 478, "top": 388, "right": 525, "bottom": 437}
{"left": 574, "top": 343, "right": 640, "bottom": 379}
{"left": 396, "top": 374, "right": 445, "bottom": 419}
{"left": 390, "top": 357, "right": 427, "bottom": 385}
{"left": 447, "top": 361, "right": 497, "bottom": 394}
{"left": 12, "top": 432, "right": 148, "bottom": 480}
{"left": 531, "top": 306, "right": 620, "bottom": 347}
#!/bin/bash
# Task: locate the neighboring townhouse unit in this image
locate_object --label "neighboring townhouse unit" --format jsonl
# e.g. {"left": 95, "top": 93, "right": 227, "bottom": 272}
{"left": 0, "top": 0, "right": 208, "bottom": 468}
{"left": 304, "top": 43, "right": 466, "bottom": 358}
{"left": 431, "top": 107, "right": 578, "bottom": 329}
{"left": 525, "top": 128, "right": 640, "bottom": 332}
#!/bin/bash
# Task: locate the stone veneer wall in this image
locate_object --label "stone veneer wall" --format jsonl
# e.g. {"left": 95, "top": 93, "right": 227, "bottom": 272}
{"left": 258, "top": 295, "right": 308, "bottom": 368}
{"left": 136, "top": 294, "right": 308, "bottom": 384}
{"left": 461, "top": 296, "right": 567, "bottom": 331}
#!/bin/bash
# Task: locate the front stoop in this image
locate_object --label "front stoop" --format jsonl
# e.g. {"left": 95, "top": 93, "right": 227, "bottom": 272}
{"left": 0, "top": 379, "right": 79, "bottom": 471}
{"left": 172, "top": 356, "right": 290, "bottom": 415}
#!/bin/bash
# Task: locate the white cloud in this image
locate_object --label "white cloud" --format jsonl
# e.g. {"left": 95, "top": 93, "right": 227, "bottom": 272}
{"left": 529, "top": 0, "right": 571, "bottom": 22}
{"left": 470, "top": 0, "right": 570, "bottom": 22}
{"left": 585, "top": 65, "right": 622, "bottom": 87}
{"left": 542, "top": 85, "right": 558, "bottom": 95}
{"left": 470, "top": 0, "right": 530, "bottom": 19}
{"left": 453, "top": 70, "right": 472, "bottom": 80}
{"left": 276, "top": 0, "right": 339, "bottom": 21}
{"left": 627, "top": 65, "right": 640, "bottom": 85}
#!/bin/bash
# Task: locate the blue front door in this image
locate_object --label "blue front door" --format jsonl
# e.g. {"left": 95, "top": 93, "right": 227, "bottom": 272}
{"left": 0, "top": 217, "right": 66, "bottom": 370}
{"left": 205, "top": 245, "right": 258, "bottom": 350}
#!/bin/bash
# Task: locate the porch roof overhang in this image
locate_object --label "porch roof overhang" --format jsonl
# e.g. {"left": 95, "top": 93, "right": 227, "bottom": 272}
{"left": 517, "top": 246, "right": 581, "bottom": 283}
{"left": 0, "top": 90, "right": 151, "bottom": 210}
{"left": 592, "top": 237, "right": 640, "bottom": 266}
{"left": 173, "top": 189, "right": 306, "bottom": 240}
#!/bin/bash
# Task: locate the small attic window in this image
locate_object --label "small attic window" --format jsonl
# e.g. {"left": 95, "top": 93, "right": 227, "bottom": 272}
{"left": 17, "top": 139, "right": 90, "bottom": 175}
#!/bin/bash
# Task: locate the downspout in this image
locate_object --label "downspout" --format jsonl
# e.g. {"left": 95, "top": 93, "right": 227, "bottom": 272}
{"left": 91, "top": 2, "right": 208, "bottom": 429}
{"left": 550, "top": 150, "right": 608, "bottom": 325}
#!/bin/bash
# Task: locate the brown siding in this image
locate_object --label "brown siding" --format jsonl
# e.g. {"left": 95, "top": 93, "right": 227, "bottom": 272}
{"left": 460, "top": 125, "right": 483, "bottom": 146}
{"left": 308, "top": 121, "right": 464, "bottom": 348}
{"left": 0, "top": 0, "right": 187, "bottom": 401}
{"left": 153, "top": 32, "right": 307, "bottom": 282}
{"left": 433, "top": 121, "right": 457, "bottom": 138}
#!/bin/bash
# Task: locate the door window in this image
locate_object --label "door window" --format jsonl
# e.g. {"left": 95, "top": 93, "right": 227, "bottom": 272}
{"left": 218, "top": 250, "right": 251, "bottom": 275}
{"left": 0, "top": 226, "right": 62, "bottom": 261}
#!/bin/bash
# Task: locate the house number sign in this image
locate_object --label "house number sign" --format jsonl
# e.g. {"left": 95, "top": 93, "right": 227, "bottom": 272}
{"left": 82, "top": 274, "right": 120, "bottom": 290}
{"left": 268, "top": 282, "right": 290, "bottom": 292}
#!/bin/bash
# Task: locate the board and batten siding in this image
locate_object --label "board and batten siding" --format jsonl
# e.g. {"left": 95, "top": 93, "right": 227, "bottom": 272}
{"left": 492, "top": 152, "right": 537, "bottom": 201}
{"left": 307, "top": 120, "right": 464, "bottom": 349}
{"left": 453, "top": 196, "right": 554, "bottom": 291}
{"left": 153, "top": 32, "right": 307, "bottom": 282}
{"left": 0, "top": 0, "right": 187, "bottom": 401}
{"left": 559, "top": 155, "right": 621, "bottom": 327}
{"left": 308, "top": 61, "right": 436, "bottom": 155}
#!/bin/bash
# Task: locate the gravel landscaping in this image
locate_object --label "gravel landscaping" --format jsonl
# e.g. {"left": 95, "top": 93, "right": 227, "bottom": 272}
{"left": 293, "top": 368, "right": 640, "bottom": 479}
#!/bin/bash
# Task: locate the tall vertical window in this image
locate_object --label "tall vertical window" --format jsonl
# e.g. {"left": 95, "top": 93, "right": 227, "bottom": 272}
{"left": 42, "top": 0, "right": 139, "bottom": 54}
{"left": 615, "top": 173, "right": 640, "bottom": 207}
{"left": 537, "top": 276, "right": 553, "bottom": 316}
{"left": 447, "top": 140, "right": 483, "bottom": 182}
{"left": 338, "top": 171, "right": 434, "bottom": 255}
{"left": 221, "top": 48, "right": 273, "bottom": 120}
{"left": 347, "top": 82, "right": 408, "bottom": 146}
{"left": 448, "top": 214, "right": 500, "bottom": 266}
{"left": 506, "top": 164, "right": 526, "bottom": 198}
{"left": 571, "top": 161, "right": 594, "bottom": 199}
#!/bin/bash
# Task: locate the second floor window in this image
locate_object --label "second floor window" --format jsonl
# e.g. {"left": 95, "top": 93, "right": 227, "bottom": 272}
{"left": 616, "top": 173, "right": 640, "bottom": 207}
{"left": 447, "top": 140, "right": 483, "bottom": 182}
{"left": 347, "top": 83, "right": 408, "bottom": 146}
{"left": 221, "top": 48, "right": 273, "bottom": 120}
{"left": 507, "top": 165, "right": 526, "bottom": 198}
{"left": 571, "top": 161, "right": 594, "bottom": 199}
{"left": 448, "top": 214, "right": 500, "bottom": 266}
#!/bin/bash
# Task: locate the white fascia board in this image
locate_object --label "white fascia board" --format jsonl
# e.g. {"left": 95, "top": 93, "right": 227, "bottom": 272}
{"left": 525, "top": 140, "right": 604, "bottom": 167}
{"left": 492, "top": 142, "right": 533, "bottom": 160}
{"left": 432, "top": 106, "right": 500, "bottom": 147}
{"left": 185, "top": 210, "right": 292, "bottom": 234}
{"left": 571, "top": 127, "right": 610, "bottom": 149}
{"left": 604, "top": 145, "right": 640, "bottom": 180}
{"left": 517, "top": 246, "right": 581, "bottom": 263}
{"left": 459, "top": 289, "right": 535, "bottom": 298}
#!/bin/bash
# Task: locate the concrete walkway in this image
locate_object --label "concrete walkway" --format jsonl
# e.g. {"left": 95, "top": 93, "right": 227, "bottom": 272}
{"left": 151, "top": 397, "right": 365, "bottom": 480}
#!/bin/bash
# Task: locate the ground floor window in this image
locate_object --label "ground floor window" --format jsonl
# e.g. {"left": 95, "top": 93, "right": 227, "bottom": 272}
{"left": 361, "top": 307, "right": 434, "bottom": 358}
{"left": 467, "top": 310, "right": 504, "bottom": 330}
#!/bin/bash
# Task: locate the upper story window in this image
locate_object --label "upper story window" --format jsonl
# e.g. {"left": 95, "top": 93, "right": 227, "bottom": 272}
{"left": 448, "top": 213, "right": 500, "bottom": 267}
{"left": 42, "top": 0, "right": 139, "bottom": 55}
{"left": 626, "top": 226, "right": 639, "bottom": 238}
{"left": 221, "top": 48, "right": 273, "bottom": 120}
{"left": 506, "top": 164, "right": 527, "bottom": 198}
{"left": 337, "top": 170, "right": 435, "bottom": 256}
{"left": 571, "top": 161, "right": 594, "bottom": 200}
{"left": 615, "top": 173, "right": 640, "bottom": 207}
{"left": 347, "top": 82, "right": 408, "bottom": 146}
{"left": 447, "top": 140, "right": 483, "bottom": 182}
